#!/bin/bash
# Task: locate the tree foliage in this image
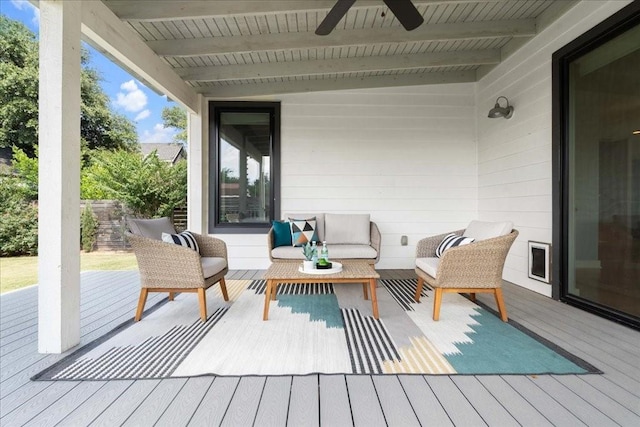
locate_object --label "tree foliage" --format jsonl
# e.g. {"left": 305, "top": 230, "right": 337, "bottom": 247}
{"left": 82, "top": 149, "right": 187, "bottom": 218}
{"left": 161, "top": 105, "right": 187, "bottom": 144}
{"left": 0, "top": 16, "right": 137, "bottom": 157}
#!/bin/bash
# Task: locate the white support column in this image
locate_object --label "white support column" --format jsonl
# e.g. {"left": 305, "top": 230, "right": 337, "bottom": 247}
{"left": 38, "top": 0, "right": 82, "bottom": 353}
{"left": 187, "top": 95, "right": 209, "bottom": 234}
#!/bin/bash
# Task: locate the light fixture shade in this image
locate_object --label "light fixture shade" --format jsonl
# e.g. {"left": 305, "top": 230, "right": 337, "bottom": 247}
{"left": 488, "top": 96, "right": 514, "bottom": 119}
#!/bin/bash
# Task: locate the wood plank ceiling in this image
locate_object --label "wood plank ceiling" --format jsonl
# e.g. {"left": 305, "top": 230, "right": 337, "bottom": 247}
{"left": 102, "top": 0, "right": 577, "bottom": 97}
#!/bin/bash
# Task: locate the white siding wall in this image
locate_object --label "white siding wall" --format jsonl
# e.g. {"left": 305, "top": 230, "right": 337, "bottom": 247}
{"left": 222, "top": 84, "right": 477, "bottom": 269}
{"left": 475, "top": 0, "right": 632, "bottom": 296}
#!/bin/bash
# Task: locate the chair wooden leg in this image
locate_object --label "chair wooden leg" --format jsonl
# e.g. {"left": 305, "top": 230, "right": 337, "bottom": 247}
{"left": 414, "top": 276, "right": 424, "bottom": 302}
{"left": 219, "top": 277, "right": 229, "bottom": 301}
{"left": 135, "top": 288, "right": 148, "bottom": 321}
{"left": 198, "top": 288, "right": 207, "bottom": 322}
{"left": 362, "top": 283, "right": 369, "bottom": 300}
{"left": 432, "top": 288, "right": 443, "bottom": 321}
{"left": 494, "top": 288, "right": 508, "bottom": 322}
{"left": 468, "top": 292, "right": 476, "bottom": 302}
{"left": 168, "top": 292, "right": 175, "bottom": 301}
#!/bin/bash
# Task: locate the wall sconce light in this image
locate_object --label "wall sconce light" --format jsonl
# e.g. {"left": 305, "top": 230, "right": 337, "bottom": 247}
{"left": 488, "top": 96, "right": 514, "bottom": 119}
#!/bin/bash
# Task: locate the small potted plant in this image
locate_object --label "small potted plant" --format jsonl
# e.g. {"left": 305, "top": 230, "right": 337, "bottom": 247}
{"left": 302, "top": 242, "right": 315, "bottom": 271}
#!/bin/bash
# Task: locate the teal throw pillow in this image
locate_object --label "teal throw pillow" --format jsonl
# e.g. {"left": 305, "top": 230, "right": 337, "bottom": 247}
{"left": 272, "top": 220, "right": 292, "bottom": 247}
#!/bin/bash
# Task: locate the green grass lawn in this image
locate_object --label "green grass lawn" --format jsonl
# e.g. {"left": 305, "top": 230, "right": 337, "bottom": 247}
{"left": 0, "top": 252, "right": 138, "bottom": 294}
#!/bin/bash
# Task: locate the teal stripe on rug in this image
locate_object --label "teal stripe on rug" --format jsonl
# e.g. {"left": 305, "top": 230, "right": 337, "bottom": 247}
{"left": 277, "top": 294, "right": 344, "bottom": 328}
{"left": 445, "top": 309, "right": 588, "bottom": 374}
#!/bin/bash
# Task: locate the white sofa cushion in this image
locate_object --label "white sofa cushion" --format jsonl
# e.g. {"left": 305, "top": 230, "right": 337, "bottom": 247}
{"left": 463, "top": 220, "right": 513, "bottom": 241}
{"left": 416, "top": 257, "right": 440, "bottom": 278}
{"left": 201, "top": 257, "right": 227, "bottom": 278}
{"left": 324, "top": 213, "right": 370, "bottom": 245}
{"left": 271, "top": 244, "right": 377, "bottom": 260}
{"left": 284, "top": 213, "right": 325, "bottom": 241}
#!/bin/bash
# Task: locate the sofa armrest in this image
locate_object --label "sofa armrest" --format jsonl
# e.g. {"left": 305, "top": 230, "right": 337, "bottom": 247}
{"left": 370, "top": 222, "right": 382, "bottom": 263}
{"left": 267, "top": 227, "right": 276, "bottom": 262}
{"left": 415, "top": 229, "right": 464, "bottom": 258}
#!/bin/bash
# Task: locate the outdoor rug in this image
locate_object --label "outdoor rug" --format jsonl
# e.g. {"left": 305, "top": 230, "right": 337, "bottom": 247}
{"left": 33, "top": 279, "right": 599, "bottom": 380}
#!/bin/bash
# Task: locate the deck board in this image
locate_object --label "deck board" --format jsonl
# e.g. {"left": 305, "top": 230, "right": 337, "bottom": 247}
{"left": 1, "top": 270, "right": 639, "bottom": 427}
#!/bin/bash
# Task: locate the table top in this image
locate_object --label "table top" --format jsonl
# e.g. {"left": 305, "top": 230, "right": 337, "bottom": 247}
{"left": 264, "top": 260, "right": 379, "bottom": 280}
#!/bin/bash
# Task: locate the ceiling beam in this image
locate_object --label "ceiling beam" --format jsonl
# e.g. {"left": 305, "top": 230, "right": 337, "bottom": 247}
{"left": 106, "top": 0, "right": 480, "bottom": 21}
{"left": 178, "top": 49, "right": 499, "bottom": 82}
{"left": 149, "top": 19, "right": 535, "bottom": 57}
{"left": 198, "top": 70, "right": 476, "bottom": 98}
{"left": 79, "top": 0, "right": 199, "bottom": 112}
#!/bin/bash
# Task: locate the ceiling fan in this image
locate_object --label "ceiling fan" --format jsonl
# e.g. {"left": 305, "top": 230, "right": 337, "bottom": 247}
{"left": 316, "top": 0, "right": 424, "bottom": 35}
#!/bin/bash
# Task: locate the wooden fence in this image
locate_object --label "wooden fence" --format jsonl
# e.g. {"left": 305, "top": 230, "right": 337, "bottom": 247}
{"left": 80, "top": 200, "right": 187, "bottom": 251}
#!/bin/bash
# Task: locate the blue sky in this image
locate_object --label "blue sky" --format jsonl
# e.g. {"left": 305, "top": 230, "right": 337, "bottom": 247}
{"left": 2, "top": 0, "right": 180, "bottom": 144}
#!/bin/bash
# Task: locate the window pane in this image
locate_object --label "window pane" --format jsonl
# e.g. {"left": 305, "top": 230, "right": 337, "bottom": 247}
{"left": 217, "top": 111, "right": 271, "bottom": 225}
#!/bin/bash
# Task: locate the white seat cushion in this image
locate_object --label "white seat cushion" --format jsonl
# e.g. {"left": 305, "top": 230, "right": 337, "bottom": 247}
{"left": 201, "top": 257, "right": 227, "bottom": 278}
{"left": 271, "top": 244, "right": 377, "bottom": 260}
{"left": 416, "top": 257, "right": 440, "bottom": 278}
{"left": 463, "top": 220, "right": 513, "bottom": 241}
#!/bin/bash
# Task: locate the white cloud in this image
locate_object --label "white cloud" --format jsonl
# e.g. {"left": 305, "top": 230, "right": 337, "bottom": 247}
{"left": 11, "top": 0, "right": 39, "bottom": 26}
{"left": 140, "top": 124, "right": 176, "bottom": 143}
{"left": 134, "top": 109, "right": 151, "bottom": 121}
{"left": 114, "top": 80, "right": 148, "bottom": 113}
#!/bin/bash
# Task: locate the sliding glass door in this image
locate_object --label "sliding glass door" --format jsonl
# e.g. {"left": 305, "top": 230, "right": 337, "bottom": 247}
{"left": 554, "top": 4, "right": 639, "bottom": 329}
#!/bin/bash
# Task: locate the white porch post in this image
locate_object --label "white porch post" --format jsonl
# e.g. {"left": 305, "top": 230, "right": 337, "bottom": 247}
{"left": 187, "top": 95, "right": 209, "bottom": 234}
{"left": 38, "top": 0, "right": 82, "bottom": 353}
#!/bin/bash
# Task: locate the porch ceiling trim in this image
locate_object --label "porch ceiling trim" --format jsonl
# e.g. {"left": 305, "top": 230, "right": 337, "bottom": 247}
{"left": 148, "top": 19, "right": 536, "bottom": 57}
{"left": 198, "top": 70, "right": 476, "bottom": 98}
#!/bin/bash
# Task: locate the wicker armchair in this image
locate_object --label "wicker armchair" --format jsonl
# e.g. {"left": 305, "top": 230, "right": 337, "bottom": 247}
{"left": 414, "top": 226, "right": 518, "bottom": 322}
{"left": 126, "top": 218, "right": 229, "bottom": 322}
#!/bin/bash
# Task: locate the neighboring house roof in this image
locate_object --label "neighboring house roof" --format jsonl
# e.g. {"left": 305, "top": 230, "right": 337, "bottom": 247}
{"left": 139, "top": 143, "right": 186, "bottom": 164}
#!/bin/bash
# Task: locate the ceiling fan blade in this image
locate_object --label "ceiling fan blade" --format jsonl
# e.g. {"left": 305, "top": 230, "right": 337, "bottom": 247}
{"left": 315, "top": 0, "right": 356, "bottom": 35}
{"left": 382, "top": 0, "right": 424, "bottom": 31}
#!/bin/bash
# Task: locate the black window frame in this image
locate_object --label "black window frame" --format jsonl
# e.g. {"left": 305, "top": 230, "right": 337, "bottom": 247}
{"left": 208, "top": 101, "right": 281, "bottom": 234}
{"left": 552, "top": 1, "right": 640, "bottom": 329}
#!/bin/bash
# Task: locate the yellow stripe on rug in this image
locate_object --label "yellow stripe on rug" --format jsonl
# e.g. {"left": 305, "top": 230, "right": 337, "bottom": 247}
{"left": 383, "top": 336, "right": 456, "bottom": 374}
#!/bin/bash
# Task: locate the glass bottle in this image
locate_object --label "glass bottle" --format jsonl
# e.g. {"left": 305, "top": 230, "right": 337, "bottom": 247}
{"left": 321, "top": 241, "right": 329, "bottom": 262}
{"left": 311, "top": 241, "right": 318, "bottom": 264}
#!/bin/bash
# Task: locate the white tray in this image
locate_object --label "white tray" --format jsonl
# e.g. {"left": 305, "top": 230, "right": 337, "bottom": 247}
{"left": 298, "top": 262, "right": 343, "bottom": 274}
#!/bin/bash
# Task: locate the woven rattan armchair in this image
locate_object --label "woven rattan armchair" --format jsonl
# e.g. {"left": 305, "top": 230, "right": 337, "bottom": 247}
{"left": 414, "top": 227, "right": 518, "bottom": 322}
{"left": 126, "top": 219, "right": 229, "bottom": 322}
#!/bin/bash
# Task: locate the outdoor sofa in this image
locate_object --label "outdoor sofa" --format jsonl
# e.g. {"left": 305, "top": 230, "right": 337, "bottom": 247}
{"left": 267, "top": 213, "right": 381, "bottom": 265}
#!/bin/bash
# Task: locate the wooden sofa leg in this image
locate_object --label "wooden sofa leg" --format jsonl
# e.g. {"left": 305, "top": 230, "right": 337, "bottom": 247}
{"left": 168, "top": 292, "right": 175, "bottom": 301}
{"left": 198, "top": 288, "right": 207, "bottom": 322}
{"left": 219, "top": 277, "right": 229, "bottom": 301}
{"left": 432, "top": 288, "right": 443, "bottom": 321}
{"left": 494, "top": 288, "right": 508, "bottom": 322}
{"left": 135, "top": 288, "right": 148, "bottom": 321}
{"left": 414, "top": 277, "right": 424, "bottom": 302}
{"left": 468, "top": 292, "right": 476, "bottom": 302}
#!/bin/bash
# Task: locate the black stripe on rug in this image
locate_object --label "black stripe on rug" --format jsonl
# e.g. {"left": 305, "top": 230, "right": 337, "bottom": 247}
{"left": 380, "top": 279, "right": 430, "bottom": 311}
{"left": 341, "top": 308, "right": 401, "bottom": 374}
{"left": 248, "top": 280, "right": 334, "bottom": 295}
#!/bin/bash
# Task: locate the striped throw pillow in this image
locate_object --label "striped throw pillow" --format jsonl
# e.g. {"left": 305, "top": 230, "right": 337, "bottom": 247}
{"left": 162, "top": 230, "right": 200, "bottom": 253}
{"left": 435, "top": 233, "right": 474, "bottom": 258}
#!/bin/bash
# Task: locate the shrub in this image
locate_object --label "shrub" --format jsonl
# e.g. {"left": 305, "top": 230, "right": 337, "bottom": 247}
{"left": 81, "top": 202, "right": 98, "bottom": 252}
{"left": 0, "top": 176, "right": 38, "bottom": 256}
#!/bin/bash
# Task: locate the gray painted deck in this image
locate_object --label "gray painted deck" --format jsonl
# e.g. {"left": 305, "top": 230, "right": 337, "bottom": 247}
{"left": 1, "top": 270, "right": 639, "bottom": 426}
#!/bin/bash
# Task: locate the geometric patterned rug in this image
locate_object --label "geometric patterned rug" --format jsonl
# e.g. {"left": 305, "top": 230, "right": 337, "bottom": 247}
{"left": 33, "top": 279, "right": 600, "bottom": 380}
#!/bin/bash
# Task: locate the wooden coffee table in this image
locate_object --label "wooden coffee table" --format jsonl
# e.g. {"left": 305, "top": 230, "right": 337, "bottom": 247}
{"left": 262, "top": 260, "right": 380, "bottom": 320}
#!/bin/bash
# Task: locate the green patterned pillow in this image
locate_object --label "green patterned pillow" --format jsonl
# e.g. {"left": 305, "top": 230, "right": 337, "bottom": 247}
{"left": 289, "top": 217, "right": 318, "bottom": 247}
